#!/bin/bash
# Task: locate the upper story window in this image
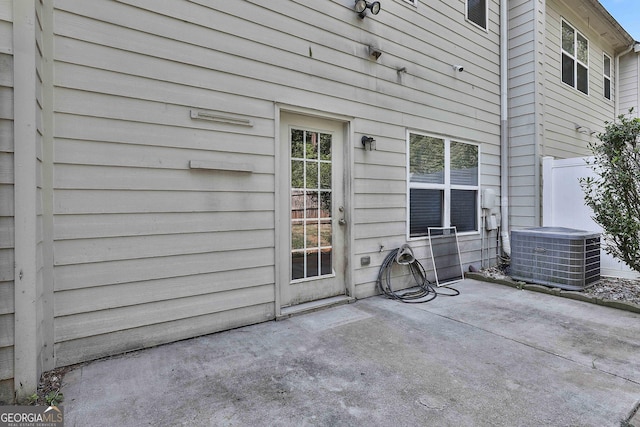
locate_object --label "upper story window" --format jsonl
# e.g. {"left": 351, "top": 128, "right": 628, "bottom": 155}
{"left": 603, "top": 53, "right": 612, "bottom": 100}
{"left": 467, "top": 0, "right": 487, "bottom": 30}
{"left": 562, "top": 20, "right": 589, "bottom": 95}
{"left": 407, "top": 132, "right": 479, "bottom": 238}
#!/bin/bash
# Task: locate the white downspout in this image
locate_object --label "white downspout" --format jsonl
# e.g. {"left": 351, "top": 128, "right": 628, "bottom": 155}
{"left": 615, "top": 43, "right": 636, "bottom": 117}
{"left": 500, "top": 0, "right": 511, "bottom": 257}
{"left": 637, "top": 44, "right": 640, "bottom": 118}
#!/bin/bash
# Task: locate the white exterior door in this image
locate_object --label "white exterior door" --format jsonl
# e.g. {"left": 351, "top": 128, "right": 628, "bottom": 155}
{"left": 279, "top": 112, "right": 347, "bottom": 307}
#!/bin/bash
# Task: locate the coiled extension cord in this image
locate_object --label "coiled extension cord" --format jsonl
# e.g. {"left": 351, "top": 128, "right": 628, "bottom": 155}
{"left": 376, "top": 247, "right": 460, "bottom": 303}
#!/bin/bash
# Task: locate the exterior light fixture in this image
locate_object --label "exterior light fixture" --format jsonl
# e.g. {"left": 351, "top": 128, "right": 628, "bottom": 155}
{"left": 575, "top": 124, "right": 593, "bottom": 135}
{"left": 361, "top": 135, "right": 376, "bottom": 151}
{"left": 368, "top": 46, "right": 382, "bottom": 60}
{"left": 355, "top": 0, "right": 381, "bottom": 19}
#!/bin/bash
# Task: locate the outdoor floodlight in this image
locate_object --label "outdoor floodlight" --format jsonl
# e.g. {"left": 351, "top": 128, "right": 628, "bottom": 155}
{"left": 355, "top": 0, "right": 381, "bottom": 19}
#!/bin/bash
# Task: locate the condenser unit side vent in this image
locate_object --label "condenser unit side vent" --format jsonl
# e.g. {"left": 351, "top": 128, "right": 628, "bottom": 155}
{"left": 510, "top": 227, "right": 600, "bottom": 291}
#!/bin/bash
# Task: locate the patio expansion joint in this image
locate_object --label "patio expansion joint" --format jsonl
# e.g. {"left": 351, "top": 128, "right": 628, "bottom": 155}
{"left": 422, "top": 309, "right": 640, "bottom": 387}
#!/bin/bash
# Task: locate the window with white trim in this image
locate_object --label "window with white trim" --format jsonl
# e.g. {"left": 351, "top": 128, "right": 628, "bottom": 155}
{"left": 408, "top": 132, "right": 479, "bottom": 238}
{"left": 401, "top": 0, "right": 417, "bottom": 6}
{"left": 466, "top": 0, "right": 487, "bottom": 30}
{"left": 562, "top": 20, "right": 589, "bottom": 95}
{"left": 603, "top": 53, "right": 612, "bottom": 100}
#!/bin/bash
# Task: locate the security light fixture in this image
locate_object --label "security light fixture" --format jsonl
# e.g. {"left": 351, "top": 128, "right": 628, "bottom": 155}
{"left": 355, "top": 0, "right": 381, "bottom": 19}
{"left": 575, "top": 124, "right": 594, "bottom": 135}
{"left": 368, "top": 46, "right": 382, "bottom": 60}
{"left": 361, "top": 135, "right": 376, "bottom": 151}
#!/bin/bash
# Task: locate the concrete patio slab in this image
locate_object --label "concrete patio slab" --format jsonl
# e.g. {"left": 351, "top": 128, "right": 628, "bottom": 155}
{"left": 60, "top": 279, "right": 640, "bottom": 426}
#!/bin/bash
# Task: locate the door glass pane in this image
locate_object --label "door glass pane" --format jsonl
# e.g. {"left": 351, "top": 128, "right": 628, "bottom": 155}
{"left": 307, "top": 250, "right": 319, "bottom": 277}
{"left": 410, "top": 134, "right": 445, "bottom": 184}
{"left": 320, "top": 250, "right": 332, "bottom": 275}
{"left": 292, "top": 221, "right": 304, "bottom": 250}
{"left": 320, "top": 221, "right": 332, "bottom": 247}
{"left": 291, "top": 190, "right": 304, "bottom": 220}
{"left": 306, "top": 191, "right": 318, "bottom": 219}
{"left": 291, "top": 129, "right": 304, "bottom": 159}
{"left": 320, "top": 163, "right": 331, "bottom": 190}
{"left": 291, "top": 160, "right": 304, "bottom": 189}
{"left": 306, "top": 162, "right": 318, "bottom": 188}
{"left": 290, "top": 128, "right": 333, "bottom": 280}
{"left": 306, "top": 131, "right": 318, "bottom": 160}
{"left": 320, "top": 192, "right": 331, "bottom": 218}
{"left": 306, "top": 221, "right": 319, "bottom": 248}
{"left": 320, "top": 133, "right": 332, "bottom": 160}
{"left": 292, "top": 251, "right": 304, "bottom": 280}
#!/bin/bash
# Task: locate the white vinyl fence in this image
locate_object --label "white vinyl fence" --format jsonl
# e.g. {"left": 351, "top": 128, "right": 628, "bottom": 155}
{"left": 542, "top": 156, "right": 638, "bottom": 279}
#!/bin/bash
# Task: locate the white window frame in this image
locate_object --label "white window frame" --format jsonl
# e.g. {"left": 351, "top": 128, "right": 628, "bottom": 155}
{"left": 603, "top": 52, "right": 612, "bottom": 100}
{"left": 406, "top": 130, "right": 480, "bottom": 240}
{"left": 466, "top": 0, "right": 488, "bottom": 31}
{"left": 400, "top": 0, "right": 418, "bottom": 6}
{"left": 561, "top": 19, "right": 589, "bottom": 95}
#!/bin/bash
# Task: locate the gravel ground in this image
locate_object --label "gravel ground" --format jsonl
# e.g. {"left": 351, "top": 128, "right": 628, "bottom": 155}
{"left": 480, "top": 265, "right": 640, "bottom": 306}
{"left": 584, "top": 276, "right": 640, "bottom": 305}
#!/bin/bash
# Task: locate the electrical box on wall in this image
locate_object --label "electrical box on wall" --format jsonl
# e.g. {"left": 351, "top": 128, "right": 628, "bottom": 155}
{"left": 481, "top": 188, "right": 496, "bottom": 210}
{"left": 485, "top": 215, "right": 498, "bottom": 231}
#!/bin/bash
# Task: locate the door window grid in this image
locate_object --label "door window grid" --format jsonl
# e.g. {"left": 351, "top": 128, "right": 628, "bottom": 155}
{"left": 290, "top": 129, "right": 333, "bottom": 281}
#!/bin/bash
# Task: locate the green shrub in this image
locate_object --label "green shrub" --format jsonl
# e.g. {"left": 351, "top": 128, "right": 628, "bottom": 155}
{"left": 581, "top": 110, "right": 640, "bottom": 273}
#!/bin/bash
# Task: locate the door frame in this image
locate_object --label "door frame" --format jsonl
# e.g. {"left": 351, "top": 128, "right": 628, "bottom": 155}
{"left": 274, "top": 104, "right": 354, "bottom": 317}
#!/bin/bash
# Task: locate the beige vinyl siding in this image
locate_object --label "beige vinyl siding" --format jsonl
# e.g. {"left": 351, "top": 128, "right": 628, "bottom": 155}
{"left": 35, "top": 0, "right": 54, "bottom": 376}
{"left": 619, "top": 53, "right": 639, "bottom": 117}
{"left": 0, "top": 0, "right": 14, "bottom": 403}
{"left": 542, "top": 0, "right": 616, "bottom": 159}
{"left": 35, "top": 0, "right": 44, "bottom": 379}
{"left": 52, "top": 0, "right": 278, "bottom": 364}
{"left": 507, "top": 0, "right": 542, "bottom": 228}
{"left": 51, "top": 0, "right": 501, "bottom": 364}
{"left": 508, "top": 0, "right": 620, "bottom": 229}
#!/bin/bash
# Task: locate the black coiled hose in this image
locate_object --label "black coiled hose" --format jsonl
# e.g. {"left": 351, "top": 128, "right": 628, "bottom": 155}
{"left": 376, "top": 248, "right": 460, "bottom": 303}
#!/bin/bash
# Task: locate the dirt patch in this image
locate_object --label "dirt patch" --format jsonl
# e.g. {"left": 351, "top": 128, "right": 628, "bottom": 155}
{"left": 28, "top": 366, "right": 72, "bottom": 406}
